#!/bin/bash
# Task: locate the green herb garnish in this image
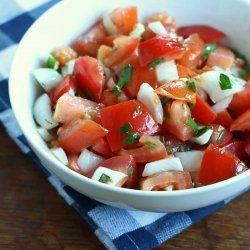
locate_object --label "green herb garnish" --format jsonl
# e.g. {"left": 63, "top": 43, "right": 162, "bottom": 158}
{"left": 119, "top": 122, "right": 132, "bottom": 135}
{"left": 188, "top": 103, "right": 195, "bottom": 111}
{"left": 186, "top": 79, "right": 197, "bottom": 92}
{"left": 202, "top": 43, "right": 217, "bottom": 61}
{"left": 111, "top": 64, "right": 133, "bottom": 96}
{"left": 125, "top": 132, "right": 140, "bottom": 145}
{"left": 144, "top": 141, "right": 157, "bottom": 148}
{"left": 167, "top": 143, "right": 175, "bottom": 153}
{"left": 86, "top": 88, "right": 94, "bottom": 101}
{"left": 161, "top": 97, "right": 172, "bottom": 105}
{"left": 99, "top": 173, "right": 110, "bottom": 183}
{"left": 46, "top": 54, "right": 57, "bottom": 69}
{"left": 217, "top": 130, "right": 226, "bottom": 144}
{"left": 188, "top": 116, "right": 199, "bottom": 133}
{"left": 160, "top": 136, "right": 165, "bottom": 144}
{"left": 128, "top": 167, "right": 134, "bottom": 177}
{"left": 219, "top": 73, "right": 232, "bottom": 90}
{"left": 148, "top": 57, "right": 165, "bottom": 68}
{"left": 196, "top": 126, "right": 213, "bottom": 137}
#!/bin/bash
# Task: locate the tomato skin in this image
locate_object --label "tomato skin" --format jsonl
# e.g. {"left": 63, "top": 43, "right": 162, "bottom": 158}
{"left": 177, "top": 25, "right": 227, "bottom": 43}
{"left": 110, "top": 7, "right": 138, "bottom": 35}
{"left": 191, "top": 95, "right": 217, "bottom": 125}
{"left": 230, "top": 110, "right": 250, "bottom": 132}
{"left": 213, "top": 110, "right": 233, "bottom": 129}
{"left": 229, "top": 80, "right": 250, "bottom": 116}
{"left": 210, "top": 124, "right": 232, "bottom": 147}
{"left": 92, "top": 138, "right": 113, "bottom": 158}
{"left": 206, "top": 45, "right": 235, "bottom": 69}
{"left": 100, "top": 100, "right": 159, "bottom": 151}
{"left": 119, "top": 135, "right": 168, "bottom": 163}
{"left": 138, "top": 35, "right": 185, "bottom": 66}
{"left": 177, "top": 33, "right": 205, "bottom": 69}
{"left": 154, "top": 80, "right": 196, "bottom": 104}
{"left": 89, "top": 155, "right": 137, "bottom": 188}
{"left": 177, "top": 64, "right": 197, "bottom": 78}
{"left": 222, "top": 141, "right": 247, "bottom": 160}
{"left": 73, "top": 21, "right": 107, "bottom": 57}
{"left": 49, "top": 74, "right": 77, "bottom": 107}
{"left": 58, "top": 119, "right": 107, "bottom": 154}
{"left": 104, "top": 36, "right": 140, "bottom": 68}
{"left": 140, "top": 171, "right": 193, "bottom": 191}
{"left": 198, "top": 145, "right": 247, "bottom": 185}
{"left": 245, "top": 142, "right": 250, "bottom": 156}
{"left": 162, "top": 100, "right": 193, "bottom": 141}
{"left": 74, "top": 56, "right": 105, "bottom": 101}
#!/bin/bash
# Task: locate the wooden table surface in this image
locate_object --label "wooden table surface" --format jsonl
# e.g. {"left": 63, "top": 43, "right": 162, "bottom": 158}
{"left": 0, "top": 126, "right": 249, "bottom": 250}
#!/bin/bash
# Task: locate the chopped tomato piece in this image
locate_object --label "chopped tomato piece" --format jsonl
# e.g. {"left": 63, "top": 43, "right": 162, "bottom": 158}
{"left": 245, "top": 142, "right": 250, "bottom": 156}
{"left": 58, "top": 119, "right": 107, "bottom": 154}
{"left": 73, "top": 21, "right": 107, "bottom": 57}
{"left": 177, "top": 25, "right": 227, "bottom": 43}
{"left": 154, "top": 79, "right": 196, "bottom": 104}
{"left": 140, "top": 171, "right": 193, "bottom": 191}
{"left": 210, "top": 124, "right": 232, "bottom": 147}
{"left": 92, "top": 138, "right": 113, "bottom": 158}
{"left": 53, "top": 93, "right": 103, "bottom": 124}
{"left": 177, "top": 33, "right": 205, "bottom": 69}
{"left": 222, "top": 141, "right": 247, "bottom": 160}
{"left": 89, "top": 155, "right": 137, "bottom": 188}
{"left": 162, "top": 100, "right": 193, "bottom": 141}
{"left": 110, "top": 7, "right": 138, "bottom": 35}
{"left": 230, "top": 110, "right": 250, "bottom": 131}
{"left": 229, "top": 80, "right": 250, "bottom": 116}
{"left": 104, "top": 36, "right": 140, "bottom": 68}
{"left": 67, "top": 154, "right": 82, "bottom": 174}
{"left": 119, "top": 135, "right": 168, "bottom": 163}
{"left": 100, "top": 100, "right": 159, "bottom": 151}
{"left": 49, "top": 75, "right": 77, "bottom": 107}
{"left": 100, "top": 89, "right": 119, "bottom": 106}
{"left": 206, "top": 45, "right": 235, "bottom": 69}
{"left": 138, "top": 35, "right": 185, "bottom": 66}
{"left": 177, "top": 64, "right": 197, "bottom": 78}
{"left": 97, "top": 45, "right": 112, "bottom": 62}
{"left": 213, "top": 110, "right": 233, "bottom": 129}
{"left": 74, "top": 56, "right": 105, "bottom": 101}
{"left": 53, "top": 46, "right": 77, "bottom": 66}
{"left": 198, "top": 145, "right": 247, "bottom": 185}
{"left": 191, "top": 95, "right": 217, "bottom": 125}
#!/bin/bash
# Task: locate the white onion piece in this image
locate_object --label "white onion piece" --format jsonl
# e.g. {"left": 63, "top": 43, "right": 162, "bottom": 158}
{"left": 196, "top": 71, "right": 246, "bottom": 103}
{"left": 211, "top": 95, "right": 233, "bottom": 114}
{"left": 33, "top": 93, "right": 58, "bottom": 129}
{"left": 164, "top": 185, "right": 173, "bottom": 191}
{"left": 137, "top": 83, "right": 163, "bottom": 124}
{"left": 142, "top": 157, "right": 183, "bottom": 177}
{"left": 156, "top": 60, "right": 179, "bottom": 83}
{"left": 77, "top": 149, "right": 104, "bottom": 174}
{"left": 175, "top": 151, "right": 204, "bottom": 172}
{"left": 148, "top": 21, "right": 167, "bottom": 35}
{"left": 92, "top": 167, "right": 128, "bottom": 187}
{"left": 33, "top": 68, "right": 63, "bottom": 92}
{"left": 50, "top": 147, "right": 68, "bottom": 165}
{"left": 37, "top": 126, "right": 54, "bottom": 142}
{"left": 61, "top": 59, "right": 76, "bottom": 77}
{"left": 103, "top": 12, "right": 118, "bottom": 35}
{"left": 191, "top": 128, "right": 213, "bottom": 145}
{"left": 129, "top": 23, "right": 145, "bottom": 37}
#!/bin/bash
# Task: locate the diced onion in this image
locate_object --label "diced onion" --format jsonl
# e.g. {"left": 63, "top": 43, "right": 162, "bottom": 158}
{"left": 148, "top": 21, "right": 167, "bottom": 35}
{"left": 156, "top": 60, "right": 179, "bottom": 83}
{"left": 33, "top": 68, "right": 63, "bottom": 92}
{"left": 77, "top": 149, "right": 104, "bottom": 174}
{"left": 137, "top": 83, "right": 163, "bottom": 124}
{"left": 129, "top": 23, "right": 145, "bottom": 38}
{"left": 196, "top": 71, "right": 246, "bottom": 103}
{"left": 191, "top": 128, "right": 213, "bottom": 145}
{"left": 92, "top": 167, "right": 128, "bottom": 187}
{"left": 37, "top": 126, "right": 54, "bottom": 142}
{"left": 175, "top": 151, "right": 204, "bottom": 172}
{"left": 103, "top": 12, "right": 118, "bottom": 35}
{"left": 142, "top": 157, "right": 183, "bottom": 177}
{"left": 33, "top": 93, "right": 58, "bottom": 129}
{"left": 211, "top": 95, "right": 233, "bottom": 114}
{"left": 61, "top": 59, "right": 76, "bottom": 77}
{"left": 50, "top": 147, "right": 68, "bottom": 165}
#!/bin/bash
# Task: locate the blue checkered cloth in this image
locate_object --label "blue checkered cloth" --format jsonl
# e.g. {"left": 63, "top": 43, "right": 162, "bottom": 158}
{"left": 0, "top": 1, "right": 249, "bottom": 249}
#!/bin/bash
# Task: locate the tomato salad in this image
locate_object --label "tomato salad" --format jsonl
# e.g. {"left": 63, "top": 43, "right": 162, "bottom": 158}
{"left": 33, "top": 7, "right": 250, "bottom": 191}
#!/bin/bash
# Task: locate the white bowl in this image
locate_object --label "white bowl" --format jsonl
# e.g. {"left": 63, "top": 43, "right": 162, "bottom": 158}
{"left": 9, "top": 0, "right": 250, "bottom": 212}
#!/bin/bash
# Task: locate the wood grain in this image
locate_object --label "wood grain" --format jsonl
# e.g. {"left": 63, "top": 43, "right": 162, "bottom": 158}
{"left": 0, "top": 126, "right": 249, "bottom": 250}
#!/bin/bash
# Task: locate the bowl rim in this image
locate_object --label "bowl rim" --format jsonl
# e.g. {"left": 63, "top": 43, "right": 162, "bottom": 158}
{"left": 9, "top": 0, "right": 250, "bottom": 199}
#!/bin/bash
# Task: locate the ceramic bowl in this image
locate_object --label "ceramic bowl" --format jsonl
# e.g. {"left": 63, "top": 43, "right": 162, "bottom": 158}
{"left": 9, "top": 0, "right": 250, "bottom": 212}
